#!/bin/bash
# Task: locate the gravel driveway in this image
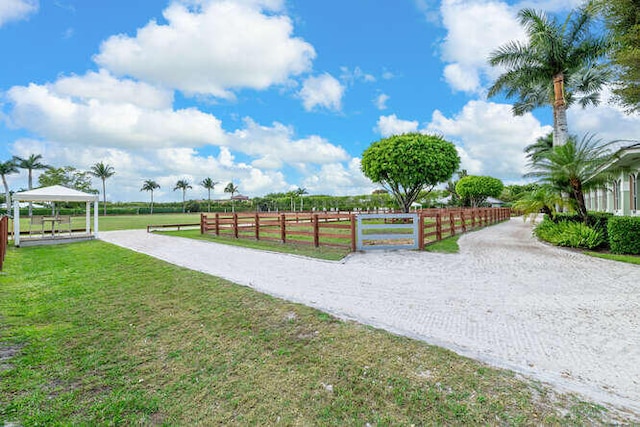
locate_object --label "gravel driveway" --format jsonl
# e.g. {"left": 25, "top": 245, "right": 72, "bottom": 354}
{"left": 100, "top": 218, "right": 640, "bottom": 414}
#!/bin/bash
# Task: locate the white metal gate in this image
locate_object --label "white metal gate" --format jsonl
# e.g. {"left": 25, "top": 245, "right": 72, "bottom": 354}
{"left": 356, "top": 213, "right": 419, "bottom": 251}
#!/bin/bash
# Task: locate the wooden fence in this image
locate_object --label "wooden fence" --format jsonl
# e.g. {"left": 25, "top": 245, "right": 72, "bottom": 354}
{"left": 200, "top": 208, "right": 511, "bottom": 251}
{"left": 0, "top": 216, "right": 8, "bottom": 271}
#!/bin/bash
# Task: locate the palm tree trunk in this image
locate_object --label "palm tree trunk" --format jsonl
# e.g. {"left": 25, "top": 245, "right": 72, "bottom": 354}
{"left": 2, "top": 176, "right": 10, "bottom": 215}
{"left": 207, "top": 189, "right": 211, "bottom": 212}
{"left": 553, "top": 74, "right": 569, "bottom": 147}
{"left": 150, "top": 192, "right": 154, "bottom": 215}
{"left": 102, "top": 179, "right": 107, "bottom": 216}
{"left": 28, "top": 170, "right": 33, "bottom": 216}
{"left": 182, "top": 191, "right": 186, "bottom": 213}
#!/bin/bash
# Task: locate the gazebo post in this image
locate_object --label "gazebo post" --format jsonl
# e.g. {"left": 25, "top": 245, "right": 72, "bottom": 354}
{"left": 13, "top": 200, "right": 20, "bottom": 247}
{"left": 85, "top": 202, "right": 91, "bottom": 235}
{"left": 93, "top": 200, "right": 99, "bottom": 237}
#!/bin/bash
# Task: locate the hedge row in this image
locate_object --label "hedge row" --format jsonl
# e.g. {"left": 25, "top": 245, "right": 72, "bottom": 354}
{"left": 608, "top": 216, "right": 640, "bottom": 255}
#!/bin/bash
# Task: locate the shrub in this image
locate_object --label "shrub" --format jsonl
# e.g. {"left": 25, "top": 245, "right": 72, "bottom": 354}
{"left": 552, "top": 212, "right": 613, "bottom": 247}
{"left": 608, "top": 216, "right": 640, "bottom": 255}
{"left": 534, "top": 218, "right": 605, "bottom": 249}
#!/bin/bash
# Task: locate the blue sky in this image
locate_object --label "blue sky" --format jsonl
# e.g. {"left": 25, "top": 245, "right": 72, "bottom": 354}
{"left": 1, "top": 0, "right": 639, "bottom": 202}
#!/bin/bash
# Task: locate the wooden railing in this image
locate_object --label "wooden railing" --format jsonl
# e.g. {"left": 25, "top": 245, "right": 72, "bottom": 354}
{"left": 420, "top": 208, "right": 511, "bottom": 247}
{"left": 201, "top": 212, "right": 356, "bottom": 250}
{"left": 200, "top": 208, "right": 511, "bottom": 252}
{"left": 0, "top": 216, "right": 8, "bottom": 271}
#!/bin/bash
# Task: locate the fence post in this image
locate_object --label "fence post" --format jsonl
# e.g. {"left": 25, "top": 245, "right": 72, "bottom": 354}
{"left": 450, "top": 212, "right": 455, "bottom": 236}
{"left": 312, "top": 214, "right": 319, "bottom": 247}
{"left": 233, "top": 213, "right": 239, "bottom": 238}
{"left": 215, "top": 213, "right": 220, "bottom": 236}
{"left": 200, "top": 213, "right": 205, "bottom": 234}
{"left": 461, "top": 211, "right": 466, "bottom": 233}
{"left": 436, "top": 213, "right": 442, "bottom": 241}
{"left": 418, "top": 213, "right": 425, "bottom": 250}
{"left": 280, "top": 213, "right": 286, "bottom": 243}
{"left": 255, "top": 213, "right": 260, "bottom": 240}
{"left": 350, "top": 214, "right": 357, "bottom": 252}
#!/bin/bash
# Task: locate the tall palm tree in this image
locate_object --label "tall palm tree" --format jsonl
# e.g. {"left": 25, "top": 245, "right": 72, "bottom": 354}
{"left": 140, "top": 179, "right": 160, "bottom": 215}
{"left": 488, "top": 7, "right": 610, "bottom": 147}
{"left": 224, "top": 182, "right": 239, "bottom": 213}
{"left": 526, "top": 135, "right": 614, "bottom": 222}
{"left": 295, "top": 187, "right": 308, "bottom": 211}
{"left": 0, "top": 159, "right": 19, "bottom": 215}
{"left": 173, "top": 179, "right": 192, "bottom": 213}
{"left": 13, "top": 153, "right": 51, "bottom": 216}
{"left": 89, "top": 162, "right": 115, "bottom": 216}
{"left": 200, "top": 177, "right": 219, "bottom": 212}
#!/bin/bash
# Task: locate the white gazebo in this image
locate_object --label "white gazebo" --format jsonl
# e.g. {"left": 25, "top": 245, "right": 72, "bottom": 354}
{"left": 13, "top": 185, "right": 99, "bottom": 247}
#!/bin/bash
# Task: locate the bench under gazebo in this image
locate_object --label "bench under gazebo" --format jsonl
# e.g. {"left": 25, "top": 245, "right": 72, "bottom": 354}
{"left": 13, "top": 185, "right": 99, "bottom": 247}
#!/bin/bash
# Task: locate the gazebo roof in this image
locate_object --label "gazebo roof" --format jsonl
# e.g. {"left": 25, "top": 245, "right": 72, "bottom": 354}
{"left": 14, "top": 185, "right": 99, "bottom": 202}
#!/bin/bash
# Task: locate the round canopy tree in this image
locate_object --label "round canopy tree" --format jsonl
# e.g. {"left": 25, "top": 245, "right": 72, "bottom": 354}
{"left": 455, "top": 175, "right": 504, "bottom": 207}
{"left": 361, "top": 133, "right": 460, "bottom": 212}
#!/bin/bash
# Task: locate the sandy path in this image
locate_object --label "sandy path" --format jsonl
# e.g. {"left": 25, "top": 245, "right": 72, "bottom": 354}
{"left": 99, "top": 219, "right": 640, "bottom": 413}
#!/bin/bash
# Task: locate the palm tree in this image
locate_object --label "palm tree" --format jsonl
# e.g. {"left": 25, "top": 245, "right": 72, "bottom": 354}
{"left": 140, "top": 179, "right": 160, "bottom": 214}
{"left": 0, "top": 159, "right": 19, "bottom": 215}
{"left": 224, "top": 182, "right": 239, "bottom": 213}
{"left": 173, "top": 179, "right": 193, "bottom": 213}
{"left": 526, "top": 135, "right": 614, "bottom": 222}
{"left": 13, "top": 153, "right": 50, "bottom": 216}
{"left": 200, "top": 177, "right": 219, "bottom": 212}
{"left": 89, "top": 162, "right": 115, "bottom": 216}
{"left": 525, "top": 133, "right": 554, "bottom": 163}
{"left": 295, "top": 187, "right": 308, "bottom": 211}
{"left": 512, "top": 185, "right": 563, "bottom": 222}
{"left": 488, "top": 7, "right": 610, "bottom": 147}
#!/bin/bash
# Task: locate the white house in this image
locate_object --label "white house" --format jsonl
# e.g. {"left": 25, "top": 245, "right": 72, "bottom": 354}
{"left": 585, "top": 143, "right": 640, "bottom": 216}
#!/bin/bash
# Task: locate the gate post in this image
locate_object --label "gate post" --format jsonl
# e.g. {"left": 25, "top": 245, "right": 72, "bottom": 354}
{"left": 312, "top": 214, "right": 319, "bottom": 247}
{"left": 350, "top": 214, "right": 357, "bottom": 252}
{"left": 280, "top": 213, "right": 286, "bottom": 243}
{"left": 418, "top": 213, "right": 425, "bottom": 250}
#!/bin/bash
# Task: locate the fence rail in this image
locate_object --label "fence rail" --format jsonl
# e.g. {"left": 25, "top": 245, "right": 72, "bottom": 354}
{"left": 201, "top": 212, "right": 356, "bottom": 250}
{"left": 0, "top": 216, "right": 8, "bottom": 271}
{"left": 200, "top": 208, "right": 511, "bottom": 252}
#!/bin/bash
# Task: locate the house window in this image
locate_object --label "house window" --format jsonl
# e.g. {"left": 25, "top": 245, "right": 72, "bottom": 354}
{"left": 601, "top": 186, "right": 608, "bottom": 211}
{"left": 613, "top": 180, "right": 621, "bottom": 211}
{"left": 631, "top": 174, "right": 638, "bottom": 211}
{"left": 594, "top": 189, "right": 599, "bottom": 210}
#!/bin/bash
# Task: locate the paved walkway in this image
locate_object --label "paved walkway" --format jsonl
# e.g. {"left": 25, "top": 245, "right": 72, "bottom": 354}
{"left": 100, "top": 219, "right": 640, "bottom": 414}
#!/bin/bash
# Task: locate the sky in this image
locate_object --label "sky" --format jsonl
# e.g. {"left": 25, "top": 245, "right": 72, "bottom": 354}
{"left": 1, "top": 0, "right": 639, "bottom": 203}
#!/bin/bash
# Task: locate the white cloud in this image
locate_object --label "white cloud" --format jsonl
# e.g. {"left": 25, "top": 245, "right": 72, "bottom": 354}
{"left": 229, "top": 118, "right": 350, "bottom": 168}
{"left": 7, "top": 80, "right": 225, "bottom": 149}
{"left": 302, "top": 158, "right": 376, "bottom": 196}
{"left": 439, "top": 0, "right": 526, "bottom": 94}
{"left": 299, "top": 73, "right": 344, "bottom": 112}
{"left": 0, "top": 0, "right": 37, "bottom": 27}
{"left": 94, "top": 0, "right": 315, "bottom": 98}
{"left": 374, "top": 93, "right": 389, "bottom": 110}
{"left": 374, "top": 114, "right": 419, "bottom": 137}
{"left": 426, "top": 100, "right": 552, "bottom": 179}
{"left": 569, "top": 88, "right": 640, "bottom": 144}
{"left": 6, "top": 71, "right": 356, "bottom": 201}
{"left": 340, "top": 66, "right": 376, "bottom": 84}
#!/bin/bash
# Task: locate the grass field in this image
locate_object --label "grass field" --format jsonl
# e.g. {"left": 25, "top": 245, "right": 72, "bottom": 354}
{"left": 12, "top": 213, "right": 202, "bottom": 233}
{"left": 0, "top": 242, "right": 628, "bottom": 425}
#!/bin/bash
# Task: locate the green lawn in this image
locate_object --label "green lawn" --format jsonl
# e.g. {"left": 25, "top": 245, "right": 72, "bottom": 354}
{"left": 0, "top": 242, "right": 630, "bottom": 425}
{"left": 585, "top": 251, "right": 640, "bottom": 265}
{"left": 12, "top": 213, "right": 202, "bottom": 233}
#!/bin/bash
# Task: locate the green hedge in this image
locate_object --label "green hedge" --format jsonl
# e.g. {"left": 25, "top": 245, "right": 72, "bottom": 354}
{"left": 552, "top": 212, "right": 613, "bottom": 247}
{"left": 608, "top": 217, "right": 640, "bottom": 255}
